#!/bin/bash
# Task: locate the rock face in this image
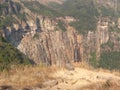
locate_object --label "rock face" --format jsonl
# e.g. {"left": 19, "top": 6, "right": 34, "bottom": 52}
{"left": 4, "top": 15, "right": 120, "bottom": 66}
{"left": 1, "top": 0, "right": 120, "bottom": 66}
{"left": 83, "top": 17, "right": 120, "bottom": 61}
{"left": 1, "top": 0, "right": 83, "bottom": 65}
{"left": 16, "top": 17, "right": 83, "bottom": 65}
{"left": 0, "top": 0, "right": 20, "bottom": 15}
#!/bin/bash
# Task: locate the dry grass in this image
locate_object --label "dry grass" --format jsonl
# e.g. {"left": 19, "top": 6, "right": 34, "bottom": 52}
{"left": 73, "top": 62, "right": 120, "bottom": 76}
{"left": 72, "top": 62, "right": 94, "bottom": 69}
{"left": 79, "top": 80, "right": 120, "bottom": 90}
{"left": 0, "top": 65, "right": 58, "bottom": 88}
{"left": 0, "top": 62, "right": 119, "bottom": 89}
{"left": 0, "top": 62, "right": 92, "bottom": 88}
{"left": 96, "top": 68, "right": 120, "bottom": 76}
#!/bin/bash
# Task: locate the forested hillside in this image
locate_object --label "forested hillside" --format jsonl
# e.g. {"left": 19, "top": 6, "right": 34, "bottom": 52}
{"left": 49, "top": 0, "right": 120, "bottom": 34}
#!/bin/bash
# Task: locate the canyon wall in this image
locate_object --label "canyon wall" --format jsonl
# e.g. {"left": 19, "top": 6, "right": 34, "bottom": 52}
{"left": 3, "top": 16, "right": 83, "bottom": 66}
{"left": 1, "top": 0, "right": 120, "bottom": 66}
{"left": 3, "top": 15, "right": 120, "bottom": 66}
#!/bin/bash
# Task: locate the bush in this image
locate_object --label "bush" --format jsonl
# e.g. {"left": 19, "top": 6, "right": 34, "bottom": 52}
{"left": 0, "top": 16, "right": 17, "bottom": 29}
{"left": 89, "top": 52, "right": 98, "bottom": 68}
{"left": 18, "top": 13, "right": 26, "bottom": 21}
{"left": 57, "top": 20, "right": 66, "bottom": 31}
{"left": 99, "top": 52, "right": 120, "bottom": 70}
{"left": 99, "top": 6, "right": 115, "bottom": 17}
{"left": 0, "top": 37, "right": 30, "bottom": 71}
{"left": 101, "top": 40, "right": 114, "bottom": 50}
{"left": 0, "top": 3, "right": 8, "bottom": 15}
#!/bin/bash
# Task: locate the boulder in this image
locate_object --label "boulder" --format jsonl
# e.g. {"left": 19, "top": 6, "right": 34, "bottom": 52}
{"left": 43, "top": 80, "right": 58, "bottom": 87}
{"left": 65, "top": 63, "right": 75, "bottom": 71}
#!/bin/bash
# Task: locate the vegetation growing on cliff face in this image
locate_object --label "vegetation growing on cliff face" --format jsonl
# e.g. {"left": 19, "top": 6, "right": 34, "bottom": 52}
{"left": 89, "top": 51, "right": 120, "bottom": 70}
{"left": 49, "top": 0, "right": 120, "bottom": 34}
{"left": 99, "top": 52, "right": 120, "bottom": 70}
{"left": 57, "top": 20, "right": 66, "bottom": 31}
{"left": 17, "top": 12, "right": 26, "bottom": 21}
{"left": 0, "top": 1, "right": 31, "bottom": 71}
{"left": 0, "top": 3, "right": 7, "bottom": 15}
{"left": 98, "top": 6, "right": 115, "bottom": 17}
{"left": 0, "top": 1, "right": 23, "bottom": 29}
{"left": 0, "top": 16, "right": 17, "bottom": 29}
{"left": 59, "top": 0, "right": 99, "bottom": 34}
{"left": 109, "top": 25, "right": 120, "bottom": 33}
{"left": 22, "top": 1, "right": 63, "bottom": 18}
{"left": 89, "top": 52, "right": 98, "bottom": 68}
{"left": 101, "top": 40, "right": 114, "bottom": 50}
{"left": 0, "top": 37, "right": 30, "bottom": 71}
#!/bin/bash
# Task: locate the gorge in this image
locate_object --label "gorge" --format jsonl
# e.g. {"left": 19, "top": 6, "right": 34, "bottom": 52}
{"left": 0, "top": 0, "right": 120, "bottom": 69}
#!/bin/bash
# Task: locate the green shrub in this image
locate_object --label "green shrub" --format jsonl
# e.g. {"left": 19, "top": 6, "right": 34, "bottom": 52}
{"left": 99, "top": 52, "right": 120, "bottom": 70}
{"left": 89, "top": 52, "right": 98, "bottom": 68}
{"left": 18, "top": 13, "right": 26, "bottom": 21}
{"left": 101, "top": 40, "right": 114, "bottom": 50}
{"left": 0, "top": 16, "right": 16, "bottom": 29}
{"left": 0, "top": 3, "right": 8, "bottom": 15}
{"left": 109, "top": 26, "right": 120, "bottom": 33}
{"left": 99, "top": 6, "right": 115, "bottom": 17}
{"left": 57, "top": 20, "right": 66, "bottom": 31}
{"left": 0, "top": 37, "right": 30, "bottom": 71}
{"left": 33, "top": 33, "right": 39, "bottom": 39}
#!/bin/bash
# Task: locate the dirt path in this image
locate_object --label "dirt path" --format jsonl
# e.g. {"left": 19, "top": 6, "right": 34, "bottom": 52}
{"left": 41, "top": 68, "right": 120, "bottom": 90}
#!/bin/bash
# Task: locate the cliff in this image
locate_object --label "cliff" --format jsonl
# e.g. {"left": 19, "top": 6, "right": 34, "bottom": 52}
{"left": 0, "top": 0, "right": 120, "bottom": 67}
{"left": 4, "top": 15, "right": 83, "bottom": 66}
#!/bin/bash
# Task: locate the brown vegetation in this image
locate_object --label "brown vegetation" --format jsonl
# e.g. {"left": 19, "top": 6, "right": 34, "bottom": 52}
{"left": 0, "top": 65, "right": 58, "bottom": 89}
{"left": 0, "top": 63, "right": 120, "bottom": 90}
{"left": 80, "top": 80, "right": 120, "bottom": 90}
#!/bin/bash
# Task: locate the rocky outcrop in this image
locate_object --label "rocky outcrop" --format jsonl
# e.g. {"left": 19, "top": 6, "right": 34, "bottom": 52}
{"left": 3, "top": 15, "right": 83, "bottom": 66}
{"left": 0, "top": 0, "right": 21, "bottom": 15}
{"left": 1, "top": 0, "right": 120, "bottom": 66}
{"left": 4, "top": 15, "right": 120, "bottom": 66}
{"left": 83, "top": 17, "right": 120, "bottom": 61}
{"left": 17, "top": 18, "right": 83, "bottom": 65}
{"left": 3, "top": 12, "right": 120, "bottom": 66}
